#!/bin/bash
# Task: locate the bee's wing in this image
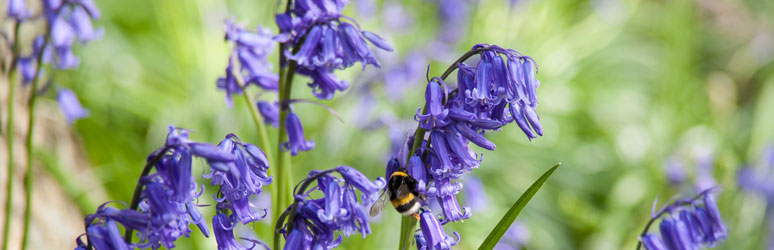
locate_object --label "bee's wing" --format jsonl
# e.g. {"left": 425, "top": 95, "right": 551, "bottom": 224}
{"left": 369, "top": 189, "right": 390, "bottom": 217}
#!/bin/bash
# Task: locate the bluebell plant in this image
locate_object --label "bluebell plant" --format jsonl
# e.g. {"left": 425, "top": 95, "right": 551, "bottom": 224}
{"left": 637, "top": 188, "right": 727, "bottom": 250}
{"left": 3, "top": 0, "right": 102, "bottom": 249}
{"left": 75, "top": 127, "right": 272, "bottom": 250}
{"left": 276, "top": 166, "right": 385, "bottom": 249}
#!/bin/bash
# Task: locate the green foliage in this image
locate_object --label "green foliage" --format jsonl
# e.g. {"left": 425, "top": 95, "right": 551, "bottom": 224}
{"left": 478, "top": 163, "right": 560, "bottom": 250}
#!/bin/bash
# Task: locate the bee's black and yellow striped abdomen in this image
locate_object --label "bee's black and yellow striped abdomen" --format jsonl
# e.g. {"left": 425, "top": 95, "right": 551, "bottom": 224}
{"left": 388, "top": 170, "right": 421, "bottom": 216}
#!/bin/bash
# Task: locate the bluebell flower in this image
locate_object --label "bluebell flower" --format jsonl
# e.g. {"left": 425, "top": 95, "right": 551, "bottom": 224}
{"left": 17, "top": 57, "right": 39, "bottom": 85}
{"left": 415, "top": 78, "right": 450, "bottom": 129}
{"left": 257, "top": 101, "right": 280, "bottom": 127}
{"left": 408, "top": 156, "right": 429, "bottom": 194}
{"left": 136, "top": 182, "right": 194, "bottom": 249}
{"left": 280, "top": 111, "right": 316, "bottom": 156}
{"left": 297, "top": 67, "right": 350, "bottom": 100}
{"left": 278, "top": 0, "right": 393, "bottom": 100}
{"left": 280, "top": 166, "right": 385, "bottom": 249}
{"left": 416, "top": 211, "right": 460, "bottom": 250}
{"left": 85, "top": 220, "right": 131, "bottom": 250}
{"left": 46, "top": 1, "right": 102, "bottom": 69}
{"left": 7, "top": 0, "right": 30, "bottom": 20}
{"left": 415, "top": 231, "right": 427, "bottom": 250}
{"left": 69, "top": 5, "right": 104, "bottom": 43}
{"left": 56, "top": 88, "right": 89, "bottom": 124}
{"left": 218, "top": 19, "right": 278, "bottom": 106}
{"left": 640, "top": 234, "right": 669, "bottom": 250}
{"left": 212, "top": 213, "right": 268, "bottom": 250}
{"left": 639, "top": 189, "right": 727, "bottom": 250}
{"left": 81, "top": 205, "right": 148, "bottom": 250}
{"left": 207, "top": 134, "right": 272, "bottom": 224}
{"left": 433, "top": 177, "right": 470, "bottom": 223}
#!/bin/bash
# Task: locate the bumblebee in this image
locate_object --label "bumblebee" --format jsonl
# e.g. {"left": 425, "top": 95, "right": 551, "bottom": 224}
{"left": 370, "top": 170, "right": 423, "bottom": 218}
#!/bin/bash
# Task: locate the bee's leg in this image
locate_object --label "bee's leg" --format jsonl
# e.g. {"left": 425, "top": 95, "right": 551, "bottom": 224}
{"left": 413, "top": 213, "right": 421, "bottom": 220}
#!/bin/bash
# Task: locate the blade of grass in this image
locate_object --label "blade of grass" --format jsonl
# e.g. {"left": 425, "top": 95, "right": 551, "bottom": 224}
{"left": 477, "top": 163, "right": 561, "bottom": 250}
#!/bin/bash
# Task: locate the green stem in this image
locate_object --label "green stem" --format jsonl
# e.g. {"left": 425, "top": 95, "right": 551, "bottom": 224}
{"left": 398, "top": 47, "right": 487, "bottom": 250}
{"left": 21, "top": 29, "right": 51, "bottom": 250}
{"left": 2, "top": 20, "right": 21, "bottom": 250}
{"left": 274, "top": 60, "right": 296, "bottom": 250}
{"left": 273, "top": 0, "right": 294, "bottom": 247}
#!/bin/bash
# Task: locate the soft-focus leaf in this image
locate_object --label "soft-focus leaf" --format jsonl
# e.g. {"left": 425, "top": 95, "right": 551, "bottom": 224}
{"left": 478, "top": 163, "right": 560, "bottom": 250}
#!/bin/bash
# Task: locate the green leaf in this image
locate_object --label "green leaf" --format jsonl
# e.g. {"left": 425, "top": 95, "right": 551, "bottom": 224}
{"left": 398, "top": 215, "right": 418, "bottom": 250}
{"left": 477, "top": 163, "right": 561, "bottom": 250}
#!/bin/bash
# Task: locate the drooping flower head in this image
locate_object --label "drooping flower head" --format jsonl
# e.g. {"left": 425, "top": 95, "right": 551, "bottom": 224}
{"left": 280, "top": 111, "right": 316, "bottom": 156}
{"left": 277, "top": 0, "right": 393, "bottom": 100}
{"left": 280, "top": 166, "right": 385, "bottom": 250}
{"left": 206, "top": 134, "right": 273, "bottom": 224}
{"left": 76, "top": 127, "right": 276, "bottom": 250}
{"left": 56, "top": 88, "right": 89, "bottom": 124}
{"left": 7, "top": 0, "right": 30, "bottom": 20}
{"left": 212, "top": 213, "right": 269, "bottom": 250}
{"left": 217, "top": 19, "right": 279, "bottom": 106}
{"left": 399, "top": 44, "right": 542, "bottom": 224}
{"left": 36, "top": 0, "right": 103, "bottom": 70}
{"left": 414, "top": 210, "right": 460, "bottom": 250}
{"left": 639, "top": 188, "right": 727, "bottom": 250}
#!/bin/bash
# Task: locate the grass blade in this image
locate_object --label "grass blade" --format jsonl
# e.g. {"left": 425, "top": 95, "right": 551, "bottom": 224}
{"left": 477, "top": 163, "right": 561, "bottom": 250}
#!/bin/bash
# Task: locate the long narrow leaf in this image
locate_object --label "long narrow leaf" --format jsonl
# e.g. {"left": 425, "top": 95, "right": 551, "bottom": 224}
{"left": 478, "top": 163, "right": 561, "bottom": 250}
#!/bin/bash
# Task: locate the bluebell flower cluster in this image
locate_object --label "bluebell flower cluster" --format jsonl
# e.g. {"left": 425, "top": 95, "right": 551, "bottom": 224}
{"left": 279, "top": 166, "right": 385, "bottom": 250}
{"left": 16, "top": 0, "right": 103, "bottom": 72}
{"left": 207, "top": 134, "right": 273, "bottom": 224}
{"left": 276, "top": 0, "right": 393, "bottom": 100}
{"left": 76, "top": 127, "right": 271, "bottom": 250}
{"left": 640, "top": 189, "right": 727, "bottom": 250}
{"left": 404, "top": 44, "right": 542, "bottom": 226}
{"left": 8, "top": 0, "right": 101, "bottom": 124}
{"left": 217, "top": 20, "right": 278, "bottom": 106}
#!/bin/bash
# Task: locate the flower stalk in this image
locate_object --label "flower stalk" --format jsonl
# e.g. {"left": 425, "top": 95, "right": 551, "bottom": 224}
{"left": 21, "top": 29, "right": 51, "bottom": 250}
{"left": 2, "top": 20, "right": 22, "bottom": 250}
{"left": 274, "top": 58, "right": 297, "bottom": 250}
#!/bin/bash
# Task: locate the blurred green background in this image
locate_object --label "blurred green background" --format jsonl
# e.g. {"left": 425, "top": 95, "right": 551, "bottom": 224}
{"left": 18, "top": 0, "right": 774, "bottom": 249}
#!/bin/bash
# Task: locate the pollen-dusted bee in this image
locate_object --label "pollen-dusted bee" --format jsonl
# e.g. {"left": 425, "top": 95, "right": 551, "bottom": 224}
{"left": 370, "top": 170, "right": 423, "bottom": 218}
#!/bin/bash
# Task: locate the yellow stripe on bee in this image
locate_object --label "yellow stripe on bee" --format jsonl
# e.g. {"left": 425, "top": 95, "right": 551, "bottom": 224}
{"left": 390, "top": 171, "right": 408, "bottom": 178}
{"left": 391, "top": 193, "right": 415, "bottom": 207}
